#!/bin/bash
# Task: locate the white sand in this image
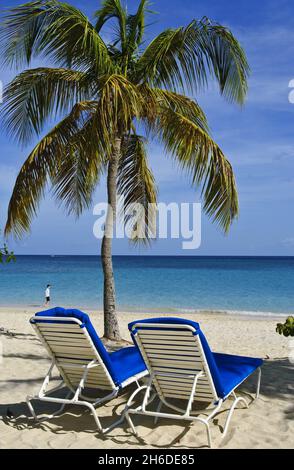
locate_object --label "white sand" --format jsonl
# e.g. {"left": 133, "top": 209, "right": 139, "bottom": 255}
{"left": 0, "top": 307, "right": 293, "bottom": 449}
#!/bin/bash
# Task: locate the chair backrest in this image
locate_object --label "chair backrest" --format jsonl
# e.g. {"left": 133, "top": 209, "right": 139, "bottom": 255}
{"left": 31, "top": 307, "right": 116, "bottom": 391}
{"left": 129, "top": 318, "right": 222, "bottom": 403}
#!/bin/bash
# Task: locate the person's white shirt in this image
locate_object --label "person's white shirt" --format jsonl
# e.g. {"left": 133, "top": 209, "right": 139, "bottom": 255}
{"left": 45, "top": 287, "right": 50, "bottom": 297}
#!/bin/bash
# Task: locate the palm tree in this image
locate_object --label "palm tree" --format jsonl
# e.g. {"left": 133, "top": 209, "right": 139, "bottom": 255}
{"left": 1, "top": 0, "right": 249, "bottom": 340}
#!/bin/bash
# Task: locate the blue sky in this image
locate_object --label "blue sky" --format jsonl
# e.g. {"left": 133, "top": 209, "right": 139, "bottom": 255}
{"left": 1, "top": 0, "right": 294, "bottom": 255}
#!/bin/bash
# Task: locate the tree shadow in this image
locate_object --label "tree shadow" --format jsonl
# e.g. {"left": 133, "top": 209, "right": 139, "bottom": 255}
{"left": 3, "top": 353, "right": 49, "bottom": 360}
{"left": 0, "top": 376, "right": 61, "bottom": 393}
{"left": 0, "top": 331, "right": 38, "bottom": 340}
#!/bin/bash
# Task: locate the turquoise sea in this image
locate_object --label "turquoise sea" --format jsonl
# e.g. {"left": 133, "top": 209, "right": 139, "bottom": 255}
{"left": 0, "top": 255, "right": 293, "bottom": 316}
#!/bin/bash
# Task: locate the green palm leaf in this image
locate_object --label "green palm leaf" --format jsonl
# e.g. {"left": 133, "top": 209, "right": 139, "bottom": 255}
{"left": 1, "top": 0, "right": 112, "bottom": 72}
{"left": 2, "top": 67, "right": 97, "bottom": 145}
{"left": 126, "top": 0, "right": 151, "bottom": 53}
{"left": 98, "top": 74, "right": 143, "bottom": 134}
{"left": 139, "top": 85, "right": 209, "bottom": 132}
{"left": 136, "top": 18, "right": 249, "bottom": 103}
{"left": 150, "top": 107, "right": 238, "bottom": 232}
{"left": 118, "top": 134, "right": 157, "bottom": 242}
{"left": 4, "top": 100, "right": 99, "bottom": 237}
{"left": 95, "top": 0, "right": 127, "bottom": 52}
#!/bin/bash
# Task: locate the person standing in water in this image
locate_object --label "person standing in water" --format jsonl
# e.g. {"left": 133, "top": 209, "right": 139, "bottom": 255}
{"left": 45, "top": 284, "right": 51, "bottom": 306}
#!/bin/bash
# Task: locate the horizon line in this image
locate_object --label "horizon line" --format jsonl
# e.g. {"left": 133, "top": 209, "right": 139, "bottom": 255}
{"left": 7, "top": 254, "right": 294, "bottom": 258}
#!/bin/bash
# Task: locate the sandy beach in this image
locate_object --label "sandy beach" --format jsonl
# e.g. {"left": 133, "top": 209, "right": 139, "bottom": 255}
{"left": 0, "top": 306, "right": 293, "bottom": 449}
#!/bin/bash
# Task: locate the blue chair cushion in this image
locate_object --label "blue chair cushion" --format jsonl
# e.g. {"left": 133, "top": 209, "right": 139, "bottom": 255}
{"left": 109, "top": 347, "right": 147, "bottom": 384}
{"left": 128, "top": 317, "right": 263, "bottom": 399}
{"left": 213, "top": 353, "right": 263, "bottom": 398}
{"left": 34, "top": 307, "right": 146, "bottom": 387}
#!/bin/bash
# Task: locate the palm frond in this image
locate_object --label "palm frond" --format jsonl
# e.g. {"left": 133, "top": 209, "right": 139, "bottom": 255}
{"left": 99, "top": 74, "right": 143, "bottom": 134}
{"left": 4, "top": 100, "right": 99, "bottom": 237}
{"left": 1, "top": 1, "right": 47, "bottom": 68}
{"left": 139, "top": 85, "right": 209, "bottom": 132}
{"left": 135, "top": 18, "right": 249, "bottom": 103}
{"left": 118, "top": 134, "right": 157, "bottom": 242}
{"left": 194, "top": 18, "right": 249, "bottom": 103}
{"left": 51, "top": 116, "right": 107, "bottom": 216}
{"left": 2, "top": 67, "right": 97, "bottom": 145}
{"left": 150, "top": 109, "right": 239, "bottom": 232}
{"left": 126, "top": 0, "right": 150, "bottom": 53}
{"left": 1, "top": 0, "right": 112, "bottom": 72}
{"left": 95, "top": 0, "right": 127, "bottom": 52}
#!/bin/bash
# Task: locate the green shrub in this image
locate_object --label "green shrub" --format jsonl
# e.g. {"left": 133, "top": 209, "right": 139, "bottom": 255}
{"left": 276, "top": 316, "right": 294, "bottom": 337}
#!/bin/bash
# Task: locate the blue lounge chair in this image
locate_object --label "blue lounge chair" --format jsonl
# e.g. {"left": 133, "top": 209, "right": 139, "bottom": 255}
{"left": 27, "top": 307, "right": 148, "bottom": 433}
{"left": 125, "top": 317, "right": 263, "bottom": 447}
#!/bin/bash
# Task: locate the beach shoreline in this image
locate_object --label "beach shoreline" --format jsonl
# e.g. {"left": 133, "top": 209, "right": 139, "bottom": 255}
{"left": 0, "top": 304, "right": 290, "bottom": 321}
{"left": 0, "top": 306, "right": 293, "bottom": 449}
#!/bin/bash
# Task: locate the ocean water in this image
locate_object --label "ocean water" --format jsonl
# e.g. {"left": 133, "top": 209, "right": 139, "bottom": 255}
{"left": 0, "top": 255, "right": 293, "bottom": 316}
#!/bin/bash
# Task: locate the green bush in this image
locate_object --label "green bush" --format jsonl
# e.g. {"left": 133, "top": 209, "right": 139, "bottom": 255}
{"left": 276, "top": 316, "right": 294, "bottom": 337}
{"left": 0, "top": 244, "right": 15, "bottom": 263}
{"left": 0, "top": 230, "right": 15, "bottom": 263}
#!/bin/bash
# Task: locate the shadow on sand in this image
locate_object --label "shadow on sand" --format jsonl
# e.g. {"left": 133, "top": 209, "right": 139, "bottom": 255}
{"left": 0, "top": 358, "right": 292, "bottom": 448}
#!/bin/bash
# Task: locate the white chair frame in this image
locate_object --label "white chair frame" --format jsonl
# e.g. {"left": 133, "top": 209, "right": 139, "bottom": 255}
{"left": 27, "top": 316, "right": 148, "bottom": 433}
{"left": 125, "top": 323, "right": 261, "bottom": 447}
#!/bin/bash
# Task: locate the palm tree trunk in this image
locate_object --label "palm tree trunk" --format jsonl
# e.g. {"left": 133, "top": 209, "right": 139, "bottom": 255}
{"left": 101, "top": 137, "right": 121, "bottom": 340}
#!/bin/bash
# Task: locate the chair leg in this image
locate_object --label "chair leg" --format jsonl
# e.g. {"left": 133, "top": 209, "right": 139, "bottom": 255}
{"left": 222, "top": 395, "right": 248, "bottom": 438}
{"left": 82, "top": 401, "right": 103, "bottom": 433}
{"left": 26, "top": 392, "right": 72, "bottom": 423}
{"left": 204, "top": 420, "right": 212, "bottom": 448}
{"left": 125, "top": 411, "right": 139, "bottom": 437}
{"left": 154, "top": 400, "right": 162, "bottom": 424}
{"left": 26, "top": 395, "right": 38, "bottom": 421}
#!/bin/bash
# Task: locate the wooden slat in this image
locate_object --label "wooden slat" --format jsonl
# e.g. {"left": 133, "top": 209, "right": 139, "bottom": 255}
{"left": 163, "top": 391, "right": 213, "bottom": 399}
{"left": 60, "top": 366, "right": 106, "bottom": 375}
{"left": 156, "top": 374, "right": 208, "bottom": 381}
{"left": 64, "top": 369, "right": 110, "bottom": 379}
{"left": 57, "top": 360, "right": 100, "bottom": 368}
{"left": 68, "top": 376, "right": 110, "bottom": 386}
{"left": 157, "top": 376, "right": 209, "bottom": 385}
{"left": 60, "top": 366, "right": 113, "bottom": 385}
{"left": 140, "top": 338, "right": 196, "bottom": 346}
{"left": 65, "top": 370, "right": 110, "bottom": 381}
{"left": 147, "top": 352, "right": 200, "bottom": 361}
{"left": 45, "top": 337, "right": 87, "bottom": 345}
{"left": 158, "top": 379, "right": 210, "bottom": 389}
{"left": 69, "top": 380, "right": 112, "bottom": 390}
{"left": 61, "top": 368, "right": 108, "bottom": 379}
{"left": 41, "top": 331, "right": 84, "bottom": 338}
{"left": 37, "top": 324, "right": 82, "bottom": 332}
{"left": 144, "top": 344, "right": 198, "bottom": 353}
{"left": 162, "top": 390, "right": 191, "bottom": 398}
{"left": 149, "top": 358, "right": 203, "bottom": 368}
{"left": 67, "top": 376, "right": 111, "bottom": 386}
{"left": 140, "top": 335, "right": 194, "bottom": 342}
{"left": 153, "top": 366, "right": 202, "bottom": 375}
{"left": 159, "top": 383, "right": 195, "bottom": 392}
{"left": 159, "top": 383, "right": 212, "bottom": 393}
{"left": 47, "top": 342, "right": 93, "bottom": 351}
{"left": 55, "top": 353, "right": 95, "bottom": 360}
{"left": 138, "top": 330, "right": 193, "bottom": 337}
{"left": 49, "top": 345, "right": 94, "bottom": 354}
{"left": 161, "top": 387, "right": 213, "bottom": 398}
{"left": 43, "top": 333, "right": 89, "bottom": 343}
{"left": 46, "top": 340, "right": 90, "bottom": 348}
